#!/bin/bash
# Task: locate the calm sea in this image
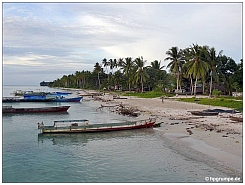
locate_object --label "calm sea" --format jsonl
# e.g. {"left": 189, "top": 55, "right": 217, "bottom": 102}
{"left": 2, "top": 85, "right": 241, "bottom": 183}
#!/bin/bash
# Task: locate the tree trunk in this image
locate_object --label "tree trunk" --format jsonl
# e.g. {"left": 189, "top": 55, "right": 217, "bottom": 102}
{"left": 141, "top": 76, "right": 144, "bottom": 92}
{"left": 179, "top": 73, "right": 182, "bottom": 90}
{"left": 190, "top": 77, "right": 193, "bottom": 95}
{"left": 202, "top": 80, "right": 205, "bottom": 94}
{"left": 176, "top": 73, "right": 179, "bottom": 91}
{"left": 98, "top": 73, "right": 100, "bottom": 89}
{"left": 194, "top": 77, "right": 197, "bottom": 96}
{"left": 209, "top": 76, "right": 213, "bottom": 97}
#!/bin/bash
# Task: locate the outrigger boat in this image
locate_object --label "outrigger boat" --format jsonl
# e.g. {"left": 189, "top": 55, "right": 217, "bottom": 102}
{"left": 38, "top": 118, "right": 156, "bottom": 133}
{"left": 3, "top": 105, "right": 70, "bottom": 113}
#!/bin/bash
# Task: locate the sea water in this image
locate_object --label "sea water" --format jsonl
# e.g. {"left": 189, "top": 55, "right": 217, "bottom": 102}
{"left": 2, "top": 86, "right": 241, "bottom": 182}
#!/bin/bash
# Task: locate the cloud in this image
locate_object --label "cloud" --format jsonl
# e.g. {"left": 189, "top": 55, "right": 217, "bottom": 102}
{"left": 3, "top": 3, "right": 242, "bottom": 85}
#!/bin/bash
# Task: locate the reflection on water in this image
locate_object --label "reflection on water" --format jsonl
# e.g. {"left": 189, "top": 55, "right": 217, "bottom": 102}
{"left": 38, "top": 129, "right": 155, "bottom": 146}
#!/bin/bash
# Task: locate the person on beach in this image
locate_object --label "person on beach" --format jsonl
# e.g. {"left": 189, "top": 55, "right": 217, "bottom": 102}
{"left": 161, "top": 96, "right": 164, "bottom": 103}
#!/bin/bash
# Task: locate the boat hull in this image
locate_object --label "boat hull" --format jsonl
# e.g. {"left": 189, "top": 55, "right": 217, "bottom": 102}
{"left": 53, "top": 97, "right": 82, "bottom": 102}
{"left": 3, "top": 97, "right": 82, "bottom": 103}
{"left": 3, "top": 106, "right": 70, "bottom": 113}
{"left": 3, "top": 98, "right": 55, "bottom": 103}
{"left": 190, "top": 111, "right": 219, "bottom": 116}
{"left": 40, "top": 119, "right": 156, "bottom": 133}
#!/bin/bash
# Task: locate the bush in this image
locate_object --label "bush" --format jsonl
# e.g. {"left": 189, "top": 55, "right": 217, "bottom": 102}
{"left": 212, "top": 89, "right": 221, "bottom": 97}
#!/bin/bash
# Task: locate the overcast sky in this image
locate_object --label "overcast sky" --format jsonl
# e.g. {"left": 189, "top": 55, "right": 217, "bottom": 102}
{"left": 3, "top": 2, "right": 242, "bottom": 85}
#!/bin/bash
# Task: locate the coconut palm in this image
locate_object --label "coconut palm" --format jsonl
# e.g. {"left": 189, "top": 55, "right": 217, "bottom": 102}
{"left": 134, "top": 56, "right": 149, "bottom": 92}
{"left": 164, "top": 46, "right": 184, "bottom": 91}
{"left": 184, "top": 44, "right": 210, "bottom": 96}
{"left": 182, "top": 48, "right": 194, "bottom": 94}
{"left": 93, "top": 62, "right": 102, "bottom": 89}
{"left": 149, "top": 60, "right": 165, "bottom": 89}
{"left": 120, "top": 57, "right": 135, "bottom": 91}
{"left": 204, "top": 47, "right": 223, "bottom": 96}
{"left": 102, "top": 58, "right": 110, "bottom": 85}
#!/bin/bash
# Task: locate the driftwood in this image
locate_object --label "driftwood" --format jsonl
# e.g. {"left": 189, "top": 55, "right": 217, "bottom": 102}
{"left": 229, "top": 116, "right": 243, "bottom": 122}
{"left": 118, "top": 107, "right": 140, "bottom": 117}
{"left": 97, "top": 104, "right": 140, "bottom": 117}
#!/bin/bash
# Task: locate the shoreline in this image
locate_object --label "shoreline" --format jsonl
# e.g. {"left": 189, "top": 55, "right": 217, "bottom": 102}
{"left": 60, "top": 88, "right": 242, "bottom": 174}
{"left": 82, "top": 92, "right": 242, "bottom": 173}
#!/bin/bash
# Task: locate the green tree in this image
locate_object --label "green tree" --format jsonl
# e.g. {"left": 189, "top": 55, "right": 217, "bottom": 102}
{"left": 182, "top": 48, "right": 194, "bottom": 95}
{"left": 184, "top": 44, "right": 210, "bottom": 96}
{"left": 148, "top": 60, "right": 165, "bottom": 90}
{"left": 134, "top": 56, "right": 149, "bottom": 92}
{"left": 165, "top": 46, "right": 184, "bottom": 91}
{"left": 102, "top": 58, "right": 109, "bottom": 85}
{"left": 93, "top": 62, "right": 102, "bottom": 89}
{"left": 120, "top": 57, "right": 135, "bottom": 91}
{"left": 205, "top": 47, "right": 223, "bottom": 96}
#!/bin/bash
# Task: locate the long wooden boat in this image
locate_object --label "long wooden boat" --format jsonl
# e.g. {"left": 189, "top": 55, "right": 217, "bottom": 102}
{"left": 3, "top": 97, "right": 55, "bottom": 102}
{"left": 3, "top": 105, "right": 70, "bottom": 113}
{"left": 53, "top": 96, "right": 82, "bottom": 102}
{"left": 13, "top": 90, "right": 49, "bottom": 96}
{"left": 3, "top": 96, "right": 82, "bottom": 103}
{"left": 190, "top": 111, "right": 219, "bottom": 116}
{"left": 38, "top": 118, "right": 156, "bottom": 133}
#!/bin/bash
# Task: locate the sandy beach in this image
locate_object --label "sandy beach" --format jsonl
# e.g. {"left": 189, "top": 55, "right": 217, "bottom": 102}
{"left": 79, "top": 91, "right": 243, "bottom": 173}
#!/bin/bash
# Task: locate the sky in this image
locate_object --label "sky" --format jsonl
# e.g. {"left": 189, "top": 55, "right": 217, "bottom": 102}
{"left": 2, "top": 2, "right": 242, "bottom": 85}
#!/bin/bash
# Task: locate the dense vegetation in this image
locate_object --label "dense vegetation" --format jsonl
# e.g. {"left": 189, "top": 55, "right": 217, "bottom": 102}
{"left": 50, "top": 43, "right": 243, "bottom": 97}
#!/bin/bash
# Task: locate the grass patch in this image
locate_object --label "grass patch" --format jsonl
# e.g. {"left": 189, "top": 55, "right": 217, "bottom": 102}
{"left": 178, "top": 97, "right": 243, "bottom": 111}
{"left": 123, "top": 91, "right": 173, "bottom": 98}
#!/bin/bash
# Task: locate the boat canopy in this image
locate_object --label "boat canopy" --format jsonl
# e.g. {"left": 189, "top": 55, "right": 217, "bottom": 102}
{"left": 53, "top": 119, "right": 89, "bottom": 127}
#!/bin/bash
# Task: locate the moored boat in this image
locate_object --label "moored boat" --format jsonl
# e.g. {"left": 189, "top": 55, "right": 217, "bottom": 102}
{"left": 38, "top": 118, "right": 156, "bottom": 133}
{"left": 53, "top": 96, "right": 83, "bottom": 102}
{"left": 3, "top": 105, "right": 70, "bottom": 113}
{"left": 50, "top": 92, "right": 72, "bottom": 95}
{"left": 13, "top": 90, "right": 49, "bottom": 96}
{"left": 190, "top": 111, "right": 219, "bottom": 116}
{"left": 2, "top": 97, "right": 55, "bottom": 102}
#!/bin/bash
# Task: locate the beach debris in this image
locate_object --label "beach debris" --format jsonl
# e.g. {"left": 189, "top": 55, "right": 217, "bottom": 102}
{"left": 229, "top": 116, "right": 243, "bottom": 122}
{"left": 98, "top": 103, "right": 140, "bottom": 117}
{"left": 186, "top": 128, "right": 193, "bottom": 135}
{"left": 170, "top": 122, "right": 179, "bottom": 125}
{"left": 153, "top": 122, "right": 163, "bottom": 127}
{"left": 118, "top": 107, "right": 140, "bottom": 117}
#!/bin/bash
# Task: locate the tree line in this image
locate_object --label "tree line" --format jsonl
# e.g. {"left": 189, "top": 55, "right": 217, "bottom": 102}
{"left": 50, "top": 43, "right": 243, "bottom": 96}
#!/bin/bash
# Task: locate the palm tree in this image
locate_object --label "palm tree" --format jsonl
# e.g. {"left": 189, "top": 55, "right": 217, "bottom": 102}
{"left": 182, "top": 48, "right": 194, "bottom": 95}
{"left": 164, "top": 46, "right": 184, "bottom": 91}
{"left": 117, "top": 58, "right": 124, "bottom": 69}
{"left": 93, "top": 62, "right": 102, "bottom": 89}
{"left": 151, "top": 60, "right": 164, "bottom": 79}
{"left": 120, "top": 57, "right": 135, "bottom": 91}
{"left": 205, "top": 47, "right": 223, "bottom": 96}
{"left": 184, "top": 44, "right": 210, "bottom": 96}
{"left": 134, "top": 56, "right": 149, "bottom": 92}
{"left": 102, "top": 58, "right": 110, "bottom": 85}
{"left": 222, "top": 74, "right": 234, "bottom": 96}
{"left": 149, "top": 60, "right": 165, "bottom": 90}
